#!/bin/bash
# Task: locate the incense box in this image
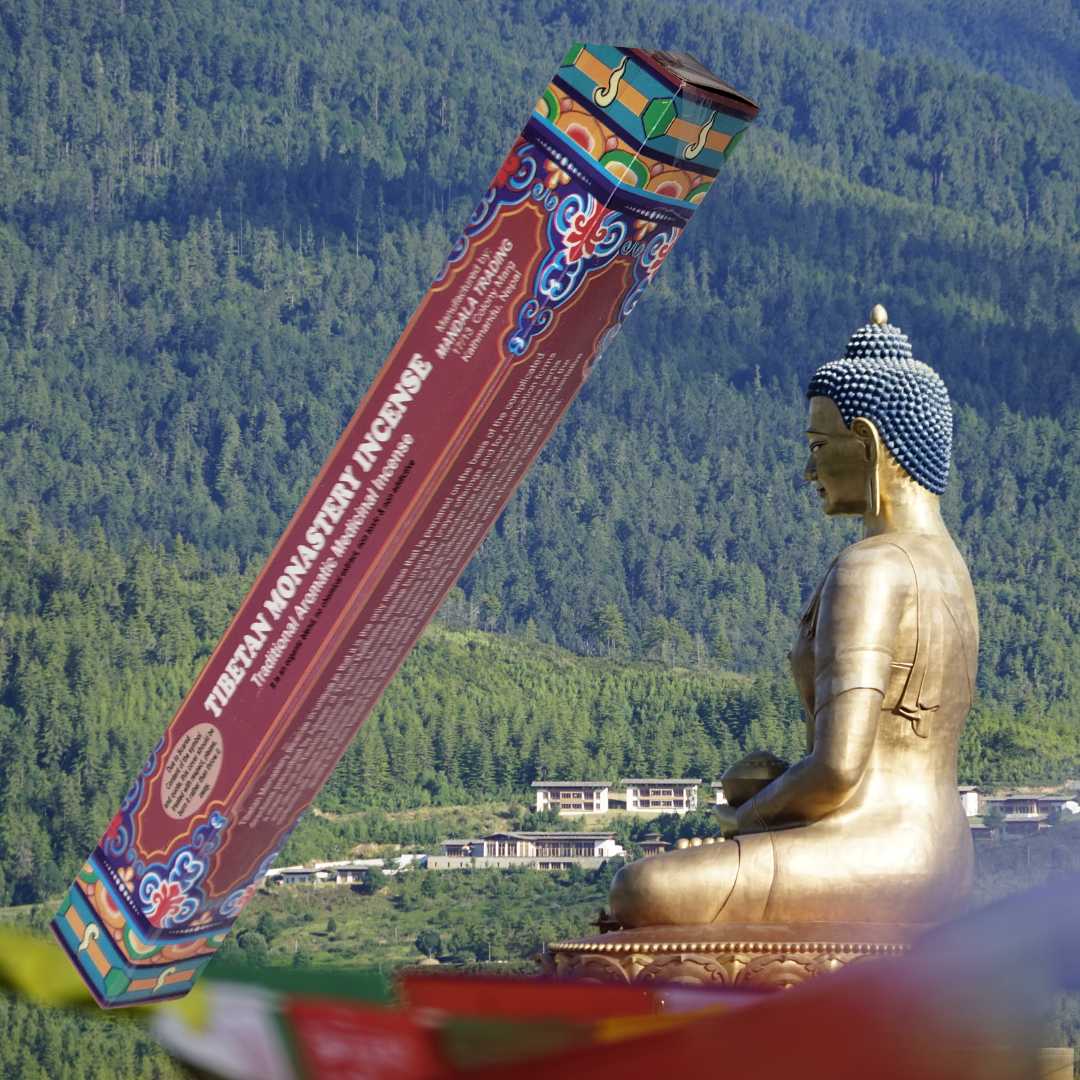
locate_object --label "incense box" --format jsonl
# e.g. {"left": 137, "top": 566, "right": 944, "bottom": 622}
{"left": 53, "top": 44, "right": 757, "bottom": 1006}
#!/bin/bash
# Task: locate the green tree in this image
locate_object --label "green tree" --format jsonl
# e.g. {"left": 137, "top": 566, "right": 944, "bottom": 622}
{"left": 415, "top": 929, "right": 442, "bottom": 957}
{"left": 589, "top": 603, "right": 629, "bottom": 657}
{"left": 237, "top": 930, "right": 269, "bottom": 965}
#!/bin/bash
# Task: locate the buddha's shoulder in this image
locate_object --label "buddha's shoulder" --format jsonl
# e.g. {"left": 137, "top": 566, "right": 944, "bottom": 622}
{"left": 828, "top": 534, "right": 923, "bottom": 587}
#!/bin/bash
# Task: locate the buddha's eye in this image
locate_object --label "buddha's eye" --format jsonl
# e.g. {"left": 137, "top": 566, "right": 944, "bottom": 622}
{"left": 809, "top": 441, "right": 824, "bottom": 454}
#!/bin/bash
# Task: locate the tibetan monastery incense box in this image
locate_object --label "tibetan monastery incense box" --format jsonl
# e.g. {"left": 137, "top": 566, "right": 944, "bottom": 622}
{"left": 53, "top": 44, "right": 757, "bottom": 1007}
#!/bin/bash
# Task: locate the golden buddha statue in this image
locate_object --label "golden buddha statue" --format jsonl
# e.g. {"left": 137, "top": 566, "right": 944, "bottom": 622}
{"left": 608, "top": 305, "right": 979, "bottom": 932}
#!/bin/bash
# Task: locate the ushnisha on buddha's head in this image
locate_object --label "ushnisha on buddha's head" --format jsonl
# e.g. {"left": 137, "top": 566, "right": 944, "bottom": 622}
{"left": 804, "top": 305, "right": 953, "bottom": 531}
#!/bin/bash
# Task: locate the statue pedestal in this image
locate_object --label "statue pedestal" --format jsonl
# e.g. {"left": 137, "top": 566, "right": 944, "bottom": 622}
{"left": 544, "top": 922, "right": 922, "bottom": 990}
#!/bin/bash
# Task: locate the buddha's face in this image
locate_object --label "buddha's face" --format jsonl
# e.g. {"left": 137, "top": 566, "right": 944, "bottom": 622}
{"left": 804, "top": 396, "right": 869, "bottom": 516}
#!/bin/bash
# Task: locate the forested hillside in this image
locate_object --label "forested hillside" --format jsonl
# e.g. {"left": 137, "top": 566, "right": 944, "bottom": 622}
{"left": 0, "top": 520, "right": 801, "bottom": 905}
{"left": 727, "top": 0, "right": 1080, "bottom": 101}
{"left": 0, "top": 0, "right": 1078, "bottom": 905}
{"left": 0, "top": 522, "right": 1076, "bottom": 907}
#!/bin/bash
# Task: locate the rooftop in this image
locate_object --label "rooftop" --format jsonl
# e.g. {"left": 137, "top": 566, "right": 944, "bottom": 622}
{"left": 531, "top": 780, "right": 610, "bottom": 788}
{"left": 986, "top": 789, "right": 1077, "bottom": 800}
{"left": 620, "top": 778, "right": 702, "bottom": 785}
{"left": 312, "top": 859, "right": 384, "bottom": 870}
{"left": 988, "top": 794, "right": 1075, "bottom": 805}
{"left": 484, "top": 831, "right": 617, "bottom": 841}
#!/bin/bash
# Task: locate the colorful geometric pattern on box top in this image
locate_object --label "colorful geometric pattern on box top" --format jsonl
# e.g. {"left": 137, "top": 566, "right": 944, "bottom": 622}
{"left": 552, "top": 43, "right": 749, "bottom": 182}
{"left": 535, "top": 83, "right": 718, "bottom": 208}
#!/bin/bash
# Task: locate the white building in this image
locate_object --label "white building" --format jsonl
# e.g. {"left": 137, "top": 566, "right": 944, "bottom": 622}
{"left": 639, "top": 833, "right": 669, "bottom": 857}
{"left": 313, "top": 859, "right": 386, "bottom": 884}
{"left": 265, "top": 858, "right": 401, "bottom": 886}
{"left": 428, "top": 831, "right": 624, "bottom": 871}
{"left": 532, "top": 781, "right": 610, "bottom": 815}
{"left": 391, "top": 853, "right": 427, "bottom": 872}
{"left": 622, "top": 779, "right": 701, "bottom": 814}
{"left": 710, "top": 781, "right": 728, "bottom": 806}
{"left": 265, "top": 865, "right": 332, "bottom": 885}
{"left": 958, "top": 786, "right": 980, "bottom": 817}
{"left": 984, "top": 793, "right": 1077, "bottom": 836}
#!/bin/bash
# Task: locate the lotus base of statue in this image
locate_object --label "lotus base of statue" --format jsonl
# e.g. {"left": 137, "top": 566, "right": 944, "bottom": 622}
{"left": 543, "top": 921, "right": 923, "bottom": 990}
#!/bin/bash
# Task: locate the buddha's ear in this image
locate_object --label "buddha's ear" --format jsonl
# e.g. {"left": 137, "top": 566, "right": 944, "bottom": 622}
{"left": 850, "top": 417, "right": 881, "bottom": 515}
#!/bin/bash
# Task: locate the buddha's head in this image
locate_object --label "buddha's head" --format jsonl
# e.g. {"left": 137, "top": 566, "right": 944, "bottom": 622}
{"left": 804, "top": 305, "right": 952, "bottom": 517}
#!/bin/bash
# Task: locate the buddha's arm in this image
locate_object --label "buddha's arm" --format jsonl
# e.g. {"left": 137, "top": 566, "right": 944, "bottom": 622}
{"left": 736, "top": 544, "right": 913, "bottom": 832}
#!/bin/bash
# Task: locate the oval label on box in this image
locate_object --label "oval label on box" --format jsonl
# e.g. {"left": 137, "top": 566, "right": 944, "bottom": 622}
{"left": 161, "top": 723, "right": 224, "bottom": 820}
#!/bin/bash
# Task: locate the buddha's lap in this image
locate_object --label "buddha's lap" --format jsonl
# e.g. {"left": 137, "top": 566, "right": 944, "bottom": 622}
{"left": 610, "top": 839, "right": 741, "bottom": 926}
{"left": 611, "top": 819, "right": 968, "bottom": 928}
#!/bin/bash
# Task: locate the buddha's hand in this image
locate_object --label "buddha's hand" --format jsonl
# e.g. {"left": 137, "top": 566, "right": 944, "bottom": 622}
{"left": 713, "top": 804, "right": 740, "bottom": 839}
{"left": 734, "top": 797, "right": 769, "bottom": 834}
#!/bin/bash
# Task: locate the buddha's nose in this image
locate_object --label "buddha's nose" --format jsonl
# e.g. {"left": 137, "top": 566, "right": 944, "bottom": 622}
{"left": 804, "top": 459, "right": 816, "bottom": 483}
